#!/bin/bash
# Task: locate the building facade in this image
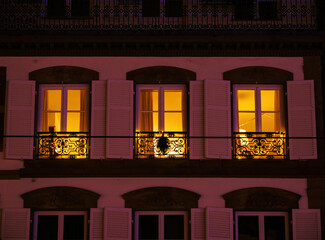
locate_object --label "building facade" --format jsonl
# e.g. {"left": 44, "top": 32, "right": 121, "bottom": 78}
{"left": 0, "top": 0, "right": 324, "bottom": 239}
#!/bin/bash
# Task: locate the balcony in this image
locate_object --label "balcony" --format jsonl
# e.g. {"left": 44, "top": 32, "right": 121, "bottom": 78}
{"left": 135, "top": 132, "right": 188, "bottom": 159}
{"left": 36, "top": 132, "right": 89, "bottom": 159}
{"left": 0, "top": 0, "right": 317, "bottom": 32}
{"left": 233, "top": 132, "right": 286, "bottom": 159}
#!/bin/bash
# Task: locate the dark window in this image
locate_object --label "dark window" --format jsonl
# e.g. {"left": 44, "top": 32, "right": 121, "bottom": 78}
{"left": 164, "top": 215, "right": 184, "bottom": 239}
{"left": 71, "top": 0, "right": 90, "bottom": 18}
{"left": 37, "top": 215, "right": 59, "bottom": 240}
{"left": 259, "top": 1, "right": 277, "bottom": 20}
{"left": 264, "top": 216, "right": 286, "bottom": 240}
{"left": 233, "top": 0, "right": 254, "bottom": 19}
{"left": 0, "top": 68, "right": 5, "bottom": 152}
{"left": 142, "top": 0, "right": 160, "bottom": 17}
{"left": 238, "top": 216, "right": 259, "bottom": 239}
{"left": 165, "top": 0, "right": 183, "bottom": 17}
{"left": 139, "top": 215, "right": 159, "bottom": 239}
{"left": 47, "top": 0, "right": 66, "bottom": 17}
{"left": 63, "top": 215, "right": 85, "bottom": 240}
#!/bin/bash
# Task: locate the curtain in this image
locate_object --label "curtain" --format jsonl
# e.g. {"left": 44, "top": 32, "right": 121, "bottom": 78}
{"left": 140, "top": 90, "right": 153, "bottom": 132}
{"left": 42, "top": 90, "right": 48, "bottom": 132}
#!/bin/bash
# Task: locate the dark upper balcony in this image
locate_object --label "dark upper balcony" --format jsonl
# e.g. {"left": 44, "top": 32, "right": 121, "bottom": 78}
{"left": 0, "top": 0, "right": 319, "bottom": 33}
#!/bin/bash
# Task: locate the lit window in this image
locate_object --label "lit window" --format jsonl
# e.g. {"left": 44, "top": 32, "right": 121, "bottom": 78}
{"left": 135, "top": 211, "right": 188, "bottom": 240}
{"left": 233, "top": 85, "right": 286, "bottom": 159}
{"left": 37, "top": 85, "right": 89, "bottom": 159}
{"left": 236, "top": 212, "right": 289, "bottom": 240}
{"left": 34, "top": 211, "right": 87, "bottom": 240}
{"left": 135, "top": 85, "right": 187, "bottom": 158}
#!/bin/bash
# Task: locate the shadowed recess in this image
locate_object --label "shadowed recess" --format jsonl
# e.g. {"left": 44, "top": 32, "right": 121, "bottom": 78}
{"left": 21, "top": 186, "right": 100, "bottom": 210}
{"left": 29, "top": 66, "right": 99, "bottom": 84}
{"left": 122, "top": 187, "right": 200, "bottom": 210}
{"left": 223, "top": 187, "right": 301, "bottom": 211}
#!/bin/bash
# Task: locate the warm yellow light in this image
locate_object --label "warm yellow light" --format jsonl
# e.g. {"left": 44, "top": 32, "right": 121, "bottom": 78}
{"left": 68, "top": 90, "right": 82, "bottom": 111}
{"left": 237, "top": 90, "right": 255, "bottom": 111}
{"left": 164, "top": 112, "right": 183, "bottom": 131}
{"left": 44, "top": 90, "right": 61, "bottom": 111}
{"left": 164, "top": 90, "right": 182, "bottom": 111}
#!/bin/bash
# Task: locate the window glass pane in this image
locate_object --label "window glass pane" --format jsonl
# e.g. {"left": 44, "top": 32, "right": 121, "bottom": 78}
{"left": 238, "top": 216, "right": 259, "bottom": 240}
{"left": 142, "top": 0, "right": 160, "bottom": 17}
{"left": 140, "top": 112, "right": 159, "bottom": 132}
{"left": 37, "top": 215, "right": 58, "bottom": 240}
{"left": 164, "top": 215, "right": 184, "bottom": 239}
{"left": 67, "top": 90, "right": 82, "bottom": 111}
{"left": 237, "top": 90, "right": 255, "bottom": 111}
{"left": 140, "top": 90, "right": 158, "bottom": 111}
{"left": 165, "top": 112, "right": 183, "bottom": 131}
{"left": 261, "top": 90, "right": 280, "bottom": 111}
{"left": 44, "top": 90, "right": 61, "bottom": 111}
{"left": 67, "top": 112, "right": 81, "bottom": 132}
{"left": 164, "top": 90, "right": 182, "bottom": 111}
{"left": 63, "top": 215, "right": 85, "bottom": 240}
{"left": 264, "top": 216, "right": 286, "bottom": 240}
{"left": 261, "top": 113, "right": 280, "bottom": 132}
{"left": 43, "top": 112, "right": 61, "bottom": 132}
{"left": 238, "top": 113, "right": 256, "bottom": 132}
{"left": 138, "top": 215, "right": 159, "bottom": 240}
{"left": 140, "top": 90, "right": 158, "bottom": 131}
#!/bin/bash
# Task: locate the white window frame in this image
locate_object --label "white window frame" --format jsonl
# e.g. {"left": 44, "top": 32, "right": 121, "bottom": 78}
{"left": 136, "top": 84, "right": 187, "bottom": 132}
{"left": 38, "top": 84, "right": 89, "bottom": 132}
{"left": 235, "top": 211, "right": 289, "bottom": 240}
{"left": 135, "top": 211, "right": 189, "bottom": 240}
{"left": 233, "top": 84, "right": 285, "bottom": 133}
{"left": 33, "top": 211, "right": 88, "bottom": 240}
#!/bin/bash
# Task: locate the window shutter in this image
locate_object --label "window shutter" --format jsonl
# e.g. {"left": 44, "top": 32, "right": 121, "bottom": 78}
{"left": 191, "top": 208, "right": 206, "bottom": 240}
{"left": 190, "top": 81, "right": 204, "bottom": 159}
{"left": 287, "top": 80, "right": 317, "bottom": 159}
{"left": 91, "top": 81, "right": 107, "bottom": 159}
{"left": 1, "top": 208, "right": 30, "bottom": 240}
{"left": 5, "top": 80, "right": 35, "bottom": 159}
{"left": 90, "top": 208, "right": 104, "bottom": 240}
{"left": 292, "top": 209, "right": 321, "bottom": 240}
{"left": 104, "top": 208, "right": 132, "bottom": 240}
{"left": 204, "top": 80, "right": 232, "bottom": 159}
{"left": 206, "top": 207, "right": 233, "bottom": 240}
{"left": 106, "top": 80, "right": 133, "bottom": 159}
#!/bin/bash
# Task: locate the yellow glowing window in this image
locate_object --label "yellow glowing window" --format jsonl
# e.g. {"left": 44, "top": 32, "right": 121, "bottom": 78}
{"left": 137, "top": 85, "right": 185, "bottom": 132}
{"left": 234, "top": 85, "right": 284, "bottom": 133}
{"left": 39, "top": 85, "right": 89, "bottom": 132}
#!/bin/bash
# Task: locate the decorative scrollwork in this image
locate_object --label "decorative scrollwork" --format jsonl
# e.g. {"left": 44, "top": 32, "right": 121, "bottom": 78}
{"left": 136, "top": 132, "right": 187, "bottom": 159}
{"left": 233, "top": 132, "right": 286, "bottom": 159}
{"left": 0, "top": 0, "right": 317, "bottom": 31}
{"left": 37, "top": 132, "right": 89, "bottom": 159}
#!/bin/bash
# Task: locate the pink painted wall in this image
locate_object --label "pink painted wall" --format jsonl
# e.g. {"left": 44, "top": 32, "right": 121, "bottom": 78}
{"left": 0, "top": 178, "right": 308, "bottom": 209}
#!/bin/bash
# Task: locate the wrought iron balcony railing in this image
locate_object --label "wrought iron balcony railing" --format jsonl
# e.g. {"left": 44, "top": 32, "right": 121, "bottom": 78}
{"left": 135, "top": 131, "right": 188, "bottom": 159}
{"left": 0, "top": 0, "right": 317, "bottom": 32}
{"left": 233, "top": 132, "right": 286, "bottom": 159}
{"left": 36, "top": 132, "right": 89, "bottom": 159}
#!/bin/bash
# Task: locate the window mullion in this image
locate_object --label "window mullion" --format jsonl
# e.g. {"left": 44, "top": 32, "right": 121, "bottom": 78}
{"left": 159, "top": 88, "right": 164, "bottom": 131}
{"left": 58, "top": 214, "right": 64, "bottom": 240}
{"left": 256, "top": 88, "right": 261, "bottom": 132}
{"left": 62, "top": 88, "right": 67, "bottom": 132}
{"left": 159, "top": 213, "right": 164, "bottom": 240}
{"left": 260, "top": 215, "right": 265, "bottom": 240}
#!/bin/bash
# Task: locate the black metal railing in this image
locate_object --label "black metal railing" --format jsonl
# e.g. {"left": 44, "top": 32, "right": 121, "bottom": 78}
{"left": 0, "top": 0, "right": 317, "bottom": 32}
{"left": 36, "top": 132, "right": 89, "bottom": 159}
{"left": 233, "top": 132, "right": 286, "bottom": 159}
{"left": 135, "top": 131, "right": 188, "bottom": 159}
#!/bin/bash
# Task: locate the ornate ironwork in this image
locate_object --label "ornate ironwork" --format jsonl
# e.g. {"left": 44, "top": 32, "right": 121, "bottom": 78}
{"left": 233, "top": 132, "right": 286, "bottom": 159}
{"left": 0, "top": 0, "right": 317, "bottom": 31}
{"left": 136, "top": 132, "right": 187, "bottom": 159}
{"left": 37, "top": 132, "right": 89, "bottom": 159}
